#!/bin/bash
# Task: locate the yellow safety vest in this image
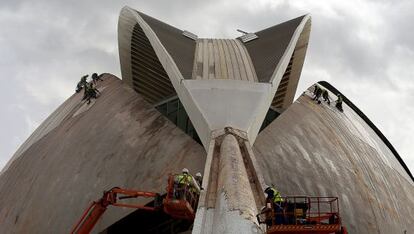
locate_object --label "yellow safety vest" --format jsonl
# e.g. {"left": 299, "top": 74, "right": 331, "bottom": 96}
{"left": 337, "top": 96, "right": 343, "bottom": 104}
{"left": 271, "top": 188, "right": 284, "bottom": 203}
{"left": 176, "top": 174, "right": 192, "bottom": 185}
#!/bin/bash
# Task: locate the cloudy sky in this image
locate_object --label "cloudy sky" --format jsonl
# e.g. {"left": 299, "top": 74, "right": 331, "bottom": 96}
{"left": 0, "top": 0, "right": 413, "bottom": 172}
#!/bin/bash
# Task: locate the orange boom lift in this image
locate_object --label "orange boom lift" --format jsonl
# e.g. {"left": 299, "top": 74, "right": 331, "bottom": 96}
{"left": 72, "top": 177, "right": 349, "bottom": 234}
{"left": 71, "top": 175, "right": 198, "bottom": 234}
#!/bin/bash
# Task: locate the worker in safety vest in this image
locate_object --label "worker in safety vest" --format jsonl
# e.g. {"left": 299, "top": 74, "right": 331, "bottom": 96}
{"left": 335, "top": 94, "right": 343, "bottom": 112}
{"left": 312, "top": 85, "right": 321, "bottom": 101}
{"left": 312, "top": 85, "right": 318, "bottom": 97}
{"left": 322, "top": 89, "right": 330, "bottom": 105}
{"left": 174, "top": 168, "right": 200, "bottom": 199}
{"left": 315, "top": 88, "right": 322, "bottom": 104}
{"left": 80, "top": 75, "right": 88, "bottom": 88}
{"left": 265, "top": 186, "right": 284, "bottom": 203}
{"left": 76, "top": 75, "right": 88, "bottom": 93}
{"left": 84, "top": 82, "right": 100, "bottom": 104}
{"left": 264, "top": 186, "right": 285, "bottom": 224}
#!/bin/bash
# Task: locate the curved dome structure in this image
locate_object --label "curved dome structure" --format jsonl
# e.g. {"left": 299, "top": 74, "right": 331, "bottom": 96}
{"left": 118, "top": 6, "right": 311, "bottom": 148}
{"left": 254, "top": 83, "right": 414, "bottom": 233}
{"left": 0, "top": 6, "right": 412, "bottom": 234}
{"left": 0, "top": 75, "right": 206, "bottom": 233}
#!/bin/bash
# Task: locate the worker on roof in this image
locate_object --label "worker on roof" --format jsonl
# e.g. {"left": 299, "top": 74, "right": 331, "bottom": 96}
{"left": 265, "top": 186, "right": 285, "bottom": 224}
{"left": 312, "top": 85, "right": 319, "bottom": 97}
{"left": 76, "top": 82, "right": 83, "bottom": 93}
{"left": 76, "top": 75, "right": 88, "bottom": 93}
{"left": 313, "top": 86, "right": 322, "bottom": 104}
{"left": 174, "top": 168, "right": 200, "bottom": 201}
{"left": 80, "top": 75, "right": 88, "bottom": 88}
{"left": 322, "top": 89, "right": 330, "bottom": 105}
{"left": 84, "top": 83, "right": 94, "bottom": 104}
{"left": 80, "top": 74, "right": 88, "bottom": 84}
{"left": 84, "top": 82, "right": 101, "bottom": 104}
{"left": 92, "top": 73, "right": 103, "bottom": 84}
{"left": 335, "top": 94, "right": 343, "bottom": 112}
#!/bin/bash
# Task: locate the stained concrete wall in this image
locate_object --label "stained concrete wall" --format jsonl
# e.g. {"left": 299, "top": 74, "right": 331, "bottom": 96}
{"left": 0, "top": 74, "right": 206, "bottom": 233}
{"left": 2, "top": 75, "right": 412, "bottom": 234}
{"left": 253, "top": 88, "right": 414, "bottom": 233}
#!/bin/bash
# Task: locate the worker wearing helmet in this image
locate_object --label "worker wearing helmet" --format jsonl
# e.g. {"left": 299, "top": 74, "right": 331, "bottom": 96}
{"left": 175, "top": 168, "right": 190, "bottom": 186}
{"left": 84, "top": 82, "right": 100, "bottom": 105}
{"left": 174, "top": 168, "right": 200, "bottom": 200}
{"left": 195, "top": 172, "right": 203, "bottom": 188}
{"left": 313, "top": 85, "right": 322, "bottom": 102}
{"left": 315, "top": 87, "right": 322, "bottom": 104}
{"left": 76, "top": 75, "right": 88, "bottom": 94}
{"left": 322, "top": 89, "right": 330, "bottom": 105}
{"left": 80, "top": 74, "right": 88, "bottom": 86}
{"left": 264, "top": 186, "right": 285, "bottom": 224}
{"left": 265, "top": 186, "right": 284, "bottom": 203}
{"left": 335, "top": 94, "right": 343, "bottom": 112}
{"left": 91, "top": 72, "right": 103, "bottom": 84}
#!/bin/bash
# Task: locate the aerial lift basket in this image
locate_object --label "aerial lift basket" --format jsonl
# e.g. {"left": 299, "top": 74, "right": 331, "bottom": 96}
{"left": 163, "top": 174, "right": 198, "bottom": 220}
{"left": 257, "top": 196, "right": 348, "bottom": 234}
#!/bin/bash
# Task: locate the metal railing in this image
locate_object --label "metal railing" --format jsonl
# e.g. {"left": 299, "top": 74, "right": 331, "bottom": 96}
{"left": 257, "top": 196, "right": 341, "bottom": 228}
{"left": 165, "top": 174, "right": 199, "bottom": 210}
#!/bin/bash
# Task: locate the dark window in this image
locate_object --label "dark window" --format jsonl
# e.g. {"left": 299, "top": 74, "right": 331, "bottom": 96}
{"left": 155, "top": 96, "right": 201, "bottom": 145}
{"left": 259, "top": 108, "right": 281, "bottom": 132}
{"left": 156, "top": 96, "right": 279, "bottom": 143}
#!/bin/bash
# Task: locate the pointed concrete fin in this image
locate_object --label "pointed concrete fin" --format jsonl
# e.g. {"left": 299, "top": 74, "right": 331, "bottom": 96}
{"left": 137, "top": 11, "right": 196, "bottom": 79}
{"left": 243, "top": 15, "right": 306, "bottom": 83}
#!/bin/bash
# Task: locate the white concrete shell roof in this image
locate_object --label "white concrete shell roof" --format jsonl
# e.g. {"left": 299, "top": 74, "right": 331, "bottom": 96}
{"left": 118, "top": 6, "right": 311, "bottom": 149}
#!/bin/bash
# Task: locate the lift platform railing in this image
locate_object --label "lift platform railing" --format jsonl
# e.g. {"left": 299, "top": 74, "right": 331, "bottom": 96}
{"left": 163, "top": 174, "right": 199, "bottom": 220}
{"left": 71, "top": 174, "right": 202, "bottom": 234}
{"left": 257, "top": 196, "right": 343, "bottom": 233}
{"left": 165, "top": 174, "right": 198, "bottom": 209}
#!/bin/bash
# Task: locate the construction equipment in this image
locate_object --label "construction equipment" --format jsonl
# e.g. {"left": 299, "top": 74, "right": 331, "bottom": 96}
{"left": 257, "top": 196, "right": 348, "bottom": 234}
{"left": 163, "top": 174, "right": 198, "bottom": 220}
{"left": 71, "top": 187, "right": 161, "bottom": 234}
{"left": 71, "top": 174, "right": 199, "bottom": 234}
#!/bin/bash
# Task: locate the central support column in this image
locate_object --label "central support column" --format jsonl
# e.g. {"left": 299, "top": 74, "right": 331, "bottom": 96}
{"left": 193, "top": 132, "right": 264, "bottom": 234}
{"left": 214, "top": 134, "right": 260, "bottom": 233}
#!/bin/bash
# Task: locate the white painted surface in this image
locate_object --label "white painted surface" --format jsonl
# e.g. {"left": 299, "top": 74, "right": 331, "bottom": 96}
{"left": 183, "top": 79, "right": 273, "bottom": 145}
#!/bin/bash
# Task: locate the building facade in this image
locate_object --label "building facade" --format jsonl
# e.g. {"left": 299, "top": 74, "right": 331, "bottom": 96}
{"left": 0, "top": 6, "right": 413, "bottom": 234}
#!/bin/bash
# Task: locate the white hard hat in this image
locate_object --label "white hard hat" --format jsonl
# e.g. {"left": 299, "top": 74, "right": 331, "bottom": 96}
{"left": 182, "top": 168, "right": 189, "bottom": 174}
{"left": 195, "top": 172, "right": 202, "bottom": 177}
